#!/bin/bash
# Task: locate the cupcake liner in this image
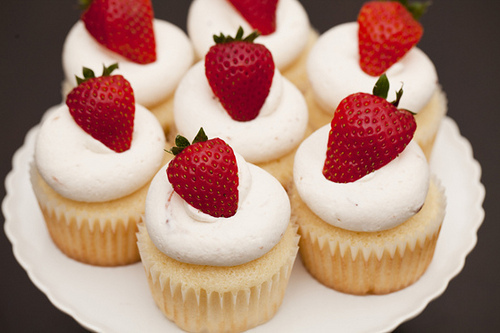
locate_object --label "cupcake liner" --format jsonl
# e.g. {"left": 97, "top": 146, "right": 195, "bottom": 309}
{"left": 291, "top": 177, "right": 446, "bottom": 295}
{"left": 137, "top": 222, "right": 300, "bottom": 333}
{"left": 30, "top": 164, "right": 151, "bottom": 266}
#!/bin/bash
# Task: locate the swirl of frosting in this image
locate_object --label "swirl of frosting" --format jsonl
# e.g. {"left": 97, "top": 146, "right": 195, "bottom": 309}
{"left": 307, "top": 22, "right": 438, "bottom": 115}
{"left": 35, "top": 104, "right": 166, "bottom": 202}
{"left": 187, "top": 0, "right": 310, "bottom": 70}
{"left": 293, "top": 125, "right": 429, "bottom": 232}
{"left": 173, "top": 61, "right": 308, "bottom": 164}
{"left": 145, "top": 153, "right": 290, "bottom": 266}
{"left": 62, "top": 19, "right": 194, "bottom": 107}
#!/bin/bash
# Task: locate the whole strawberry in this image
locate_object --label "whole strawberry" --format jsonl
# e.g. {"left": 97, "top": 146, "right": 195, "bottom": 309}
{"left": 167, "top": 128, "right": 239, "bottom": 218}
{"left": 66, "top": 64, "right": 135, "bottom": 153}
{"left": 205, "top": 27, "right": 275, "bottom": 122}
{"left": 81, "top": 0, "right": 156, "bottom": 64}
{"left": 358, "top": 0, "right": 428, "bottom": 76}
{"left": 228, "top": 0, "right": 278, "bottom": 35}
{"left": 323, "top": 74, "right": 416, "bottom": 183}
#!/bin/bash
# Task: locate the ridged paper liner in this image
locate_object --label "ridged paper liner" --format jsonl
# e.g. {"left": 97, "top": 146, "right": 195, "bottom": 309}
{"left": 30, "top": 164, "right": 150, "bottom": 266}
{"left": 305, "top": 87, "right": 448, "bottom": 160}
{"left": 290, "top": 177, "right": 446, "bottom": 295}
{"left": 137, "top": 222, "right": 300, "bottom": 333}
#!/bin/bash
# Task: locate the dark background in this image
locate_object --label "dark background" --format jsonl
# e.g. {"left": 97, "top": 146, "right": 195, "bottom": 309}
{"left": 1, "top": 1, "right": 498, "bottom": 332}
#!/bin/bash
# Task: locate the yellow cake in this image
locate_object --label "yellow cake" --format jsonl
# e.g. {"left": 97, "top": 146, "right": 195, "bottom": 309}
{"left": 32, "top": 70, "right": 168, "bottom": 266}
{"left": 138, "top": 135, "right": 299, "bottom": 331}
{"left": 290, "top": 178, "right": 445, "bottom": 294}
{"left": 291, "top": 81, "right": 447, "bottom": 294}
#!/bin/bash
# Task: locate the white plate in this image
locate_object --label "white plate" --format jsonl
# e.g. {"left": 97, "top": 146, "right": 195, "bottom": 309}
{"left": 3, "top": 117, "right": 485, "bottom": 333}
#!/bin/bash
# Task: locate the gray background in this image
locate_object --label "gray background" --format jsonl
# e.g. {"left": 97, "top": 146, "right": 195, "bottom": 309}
{"left": 1, "top": 1, "right": 498, "bottom": 332}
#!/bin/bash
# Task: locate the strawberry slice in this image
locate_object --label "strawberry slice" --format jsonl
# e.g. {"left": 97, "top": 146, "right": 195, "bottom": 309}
{"left": 228, "top": 0, "right": 278, "bottom": 35}
{"left": 323, "top": 74, "right": 416, "bottom": 183}
{"left": 357, "top": 0, "right": 428, "bottom": 76}
{"left": 167, "top": 128, "right": 239, "bottom": 218}
{"left": 81, "top": 0, "right": 156, "bottom": 64}
{"left": 66, "top": 64, "right": 135, "bottom": 153}
{"left": 205, "top": 27, "right": 275, "bottom": 122}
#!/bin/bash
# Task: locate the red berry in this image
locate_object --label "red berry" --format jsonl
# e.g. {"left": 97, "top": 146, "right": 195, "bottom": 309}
{"left": 205, "top": 28, "right": 275, "bottom": 122}
{"left": 81, "top": 0, "right": 156, "bottom": 64}
{"left": 167, "top": 129, "right": 239, "bottom": 218}
{"left": 358, "top": 1, "right": 423, "bottom": 76}
{"left": 228, "top": 0, "right": 278, "bottom": 35}
{"left": 323, "top": 76, "right": 416, "bottom": 183}
{"left": 66, "top": 65, "right": 135, "bottom": 153}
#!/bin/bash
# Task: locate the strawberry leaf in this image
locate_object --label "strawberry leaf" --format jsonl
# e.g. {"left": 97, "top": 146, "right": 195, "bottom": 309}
{"left": 397, "top": 0, "right": 431, "bottom": 20}
{"left": 213, "top": 26, "right": 260, "bottom": 44}
{"left": 372, "top": 74, "right": 390, "bottom": 100}
{"left": 168, "top": 128, "right": 208, "bottom": 156}
{"left": 192, "top": 127, "right": 208, "bottom": 144}
{"left": 75, "top": 63, "right": 118, "bottom": 85}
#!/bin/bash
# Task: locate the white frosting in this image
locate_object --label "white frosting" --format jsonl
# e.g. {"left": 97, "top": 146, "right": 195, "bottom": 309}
{"left": 307, "top": 22, "right": 438, "bottom": 115}
{"left": 35, "top": 104, "right": 166, "bottom": 202}
{"left": 173, "top": 61, "right": 308, "bottom": 164}
{"left": 294, "top": 125, "right": 429, "bottom": 232}
{"left": 62, "top": 19, "right": 194, "bottom": 107}
{"left": 145, "top": 154, "right": 290, "bottom": 266}
{"left": 187, "top": 0, "right": 310, "bottom": 70}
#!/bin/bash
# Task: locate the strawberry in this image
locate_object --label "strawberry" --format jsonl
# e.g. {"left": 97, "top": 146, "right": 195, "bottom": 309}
{"left": 81, "top": 0, "right": 156, "bottom": 64}
{"left": 357, "top": 0, "right": 428, "bottom": 76}
{"left": 228, "top": 0, "right": 278, "bottom": 35}
{"left": 66, "top": 64, "right": 135, "bottom": 153}
{"left": 323, "top": 74, "right": 416, "bottom": 183}
{"left": 205, "top": 27, "right": 275, "bottom": 122}
{"left": 167, "top": 128, "right": 239, "bottom": 218}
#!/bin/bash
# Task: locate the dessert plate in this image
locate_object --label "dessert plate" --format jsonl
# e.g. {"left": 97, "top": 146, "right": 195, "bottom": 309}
{"left": 3, "top": 117, "right": 485, "bottom": 333}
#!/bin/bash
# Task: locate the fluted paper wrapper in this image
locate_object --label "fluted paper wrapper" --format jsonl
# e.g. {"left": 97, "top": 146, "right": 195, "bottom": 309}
{"left": 137, "top": 222, "right": 300, "bottom": 333}
{"left": 30, "top": 164, "right": 150, "bottom": 266}
{"left": 291, "top": 178, "right": 446, "bottom": 295}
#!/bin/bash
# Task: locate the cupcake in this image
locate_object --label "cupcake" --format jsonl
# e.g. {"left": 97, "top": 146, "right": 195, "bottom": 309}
{"left": 31, "top": 65, "right": 167, "bottom": 266}
{"left": 61, "top": 0, "right": 194, "bottom": 136}
{"left": 187, "top": 0, "right": 318, "bottom": 92}
{"left": 173, "top": 28, "right": 309, "bottom": 189}
{"left": 137, "top": 129, "right": 299, "bottom": 332}
{"left": 290, "top": 75, "right": 446, "bottom": 294}
{"left": 306, "top": 1, "right": 447, "bottom": 159}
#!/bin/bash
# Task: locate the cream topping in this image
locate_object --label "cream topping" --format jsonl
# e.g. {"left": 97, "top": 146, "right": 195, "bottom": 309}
{"left": 307, "top": 22, "right": 438, "bottom": 115}
{"left": 145, "top": 154, "right": 290, "bottom": 266}
{"left": 173, "top": 61, "right": 308, "bottom": 164}
{"left": 35, "top": 104, "right": 166, "bottom": 202}
{"left": 62, "top": 19, "right": 194, "bottom": 107}
{"left": 293, "top": 125, "right": 429, "bottom": 232}
{"left": 187, "top": 0, "right": 310, "bottom": 70}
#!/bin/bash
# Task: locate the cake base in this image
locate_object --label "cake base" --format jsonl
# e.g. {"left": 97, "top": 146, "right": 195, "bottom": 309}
{"left": 137, "top": 222, "right": 300, "bottom": 333}
{"left": 290, "top": 178, "right": 446, "bottom": 295}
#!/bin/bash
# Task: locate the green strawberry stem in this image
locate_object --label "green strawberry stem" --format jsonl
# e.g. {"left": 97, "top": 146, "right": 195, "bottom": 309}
{"left": 396, "top": 0, "right": 431, "bottom": 20}
{"left": 372, "top": 74, "right": 407, "bottom": 110}
{"left": 168, "top": 128, "right": 208, "bottom": 156}
{"left": 78, "top": 0, "right": 93, "bottom": 11}
{"left": 75, "top": 63, "right": 119, "bottom": 85}
{"left": 213, "top": 26, "right": 260, "bottom": 44}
